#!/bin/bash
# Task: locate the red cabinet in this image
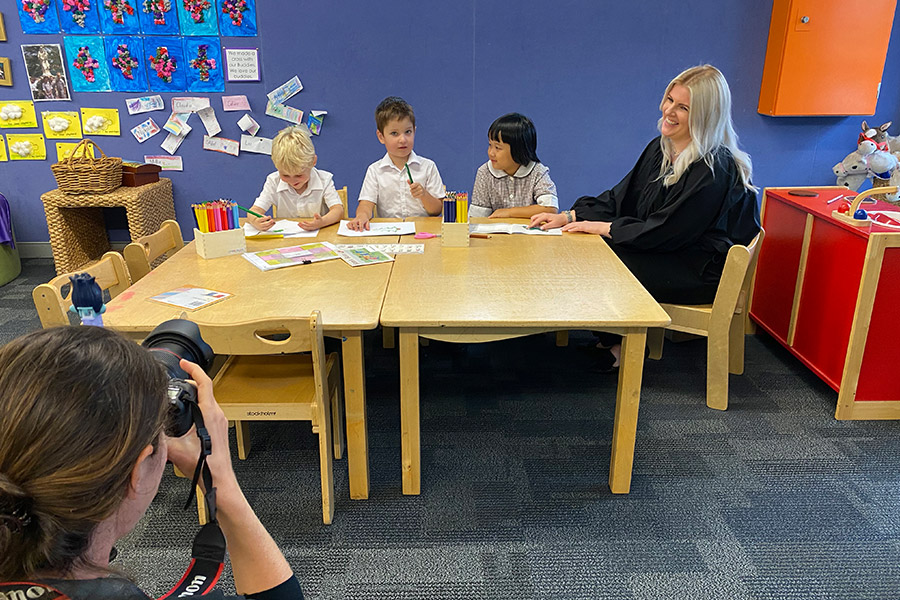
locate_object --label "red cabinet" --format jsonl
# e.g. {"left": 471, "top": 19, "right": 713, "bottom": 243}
{"left": 750, "top": 188, "right": 900, "bottom": 418}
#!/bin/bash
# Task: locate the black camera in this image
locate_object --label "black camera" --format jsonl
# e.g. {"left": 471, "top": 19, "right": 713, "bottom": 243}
{"left": 142, "top": 319, "right": 214, "bottom": 438}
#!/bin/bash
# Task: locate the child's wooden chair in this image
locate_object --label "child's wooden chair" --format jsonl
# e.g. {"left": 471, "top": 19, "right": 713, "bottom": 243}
{"left": 123, "top": 219, "right": 184, "bottom": 282}
{"left": 337, "top": 186, "right": 348, "bottom": 217}
{"left": 32, "top": 251, "right": 131, "bottom": 328}
{"left": 195, "top": 313, "right": 341, "bottom": 524}
{"left": 646, "top": 230, "right": 765, "bottom": 410}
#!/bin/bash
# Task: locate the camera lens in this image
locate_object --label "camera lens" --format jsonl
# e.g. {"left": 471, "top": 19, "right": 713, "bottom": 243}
{"left": 141, "top": 319, "right": 214, "bottom": 378}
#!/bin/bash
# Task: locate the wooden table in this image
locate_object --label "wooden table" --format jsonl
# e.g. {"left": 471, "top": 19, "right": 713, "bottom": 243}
{"left": 380, "top": 218, "right": 671, "bottom": 495}
{"left": 105, "top": 223, "right": 399, "bottom": 499}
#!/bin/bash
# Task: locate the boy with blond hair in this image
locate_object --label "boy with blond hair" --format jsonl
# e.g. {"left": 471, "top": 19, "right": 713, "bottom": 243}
{"left": 247, "top": 125, "right": 343, "bottom": 231}
{"left": 347, "top": 96, "right": 444, "bottom": 231}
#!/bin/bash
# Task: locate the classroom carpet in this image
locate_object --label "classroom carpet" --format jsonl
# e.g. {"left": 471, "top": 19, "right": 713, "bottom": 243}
{"left": 4, "top": 258, "right": 899, "bottom": 600}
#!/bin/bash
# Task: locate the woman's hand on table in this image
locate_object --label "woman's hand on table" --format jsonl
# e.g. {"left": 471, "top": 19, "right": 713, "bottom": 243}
{"left": 562, "top": 220, "right": 611, "bottom": 237}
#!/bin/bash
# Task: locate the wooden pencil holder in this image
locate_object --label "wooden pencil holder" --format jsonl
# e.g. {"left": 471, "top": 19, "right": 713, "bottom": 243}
{"left": 441, "top": 222, "right": 469, "bottom": 247}
{"left": 194, "top": 228, "right": 246, "bottom": 259}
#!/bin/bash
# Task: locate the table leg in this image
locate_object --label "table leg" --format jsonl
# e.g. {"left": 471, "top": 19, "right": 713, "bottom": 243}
{"left": 609, "top": 329, "right": 646, "bottom": 494}
{"left": 399, "top": 327, "right": 421, "bottom": 495}
{"left": 342, "top": 330, "right": 369, "bottom": 500}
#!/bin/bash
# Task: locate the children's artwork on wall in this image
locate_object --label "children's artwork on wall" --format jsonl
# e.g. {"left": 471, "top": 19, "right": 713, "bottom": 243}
{"left": 145, "top": 36, "right": 186, "bottom": 92}
{"left": 0, "top": 101, "right": 38, "bottom": 128}
{"left": 138, "top": 0, "right": 179, "bottom": 35}
{"left": 56, "top": 140, "right": 96, "bottom": 161}
{"left": 216, "top": 0, "right": 255, "bottom": 36}
{"left": 22, "top": 44, "right": 71, "bottom": 101}
{"left": 177, "top": 0, "right": 218, "bottom": 36}
{"left": 99, "top": 0, "right": 141, "bottom": 34}
{"left": 18, "top": 0, "right": 62, "bottom": 34}
{"left": 105, "top": 35, "right": 148, "bottom": 92}
{"left": 184, "top": 37, "right": 222, "bottom": 92}
{"left": 81, "top": 107, "right": 121, "bottom": 135}
{"left": 41, "top": 110, "right": 82, "bottom": 138}
{"left": 7, "top": 133, "right": 47, "bottom": 160}
{"left": 58, "top": 0, "right": 101, "bottom": 33}
{"left": 63, "top": 36, "right": 111, "bottom": 92}
{"left": 0, "top": 138, "right": 7, "bottom": 162}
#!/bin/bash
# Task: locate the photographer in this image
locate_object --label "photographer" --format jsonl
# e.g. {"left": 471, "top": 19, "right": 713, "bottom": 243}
{"left": 0, "top": 326, "right": 303, "bottom": 600}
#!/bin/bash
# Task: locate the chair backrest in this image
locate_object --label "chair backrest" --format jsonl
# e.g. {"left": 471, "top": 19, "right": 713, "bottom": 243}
{"left": 32, "top": 251, "right": 131, "bottom": 328}
{"left": 336, "top": 186, "right": 348, "bottom": 218}
{"left": 711, "top": 229, "right": 765, "bottom": 322}
{"left": 123, "top": 219, "right": 184, "bottom": 282}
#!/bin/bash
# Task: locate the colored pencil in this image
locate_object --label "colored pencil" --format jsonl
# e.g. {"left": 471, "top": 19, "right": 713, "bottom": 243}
{"left": 405, "top": 163, "right": 413, "bottom": 183}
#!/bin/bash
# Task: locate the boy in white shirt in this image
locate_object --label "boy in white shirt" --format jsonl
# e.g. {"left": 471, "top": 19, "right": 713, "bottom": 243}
{"left": 247, "top": 125, "right": 344, "bottom": 231}
{"left": 347, "top": 97, "right": 444, "bottom": 231}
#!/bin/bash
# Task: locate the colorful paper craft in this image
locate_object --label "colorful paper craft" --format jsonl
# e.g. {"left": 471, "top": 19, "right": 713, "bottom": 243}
{"left": 7, "top": 133, "right": 46, "bottom": 160}
{"left": 242, "top": 242, "right": 341, "bottom": 272}
{"left": 80, "top": 107, "right": 121, "bottom": 135}
{"left": 99, "top": 0, "right": 141, "bottom": 34}
{"left": 138, "top": 0, "right": 180, "bottom": 35}
{"left": 306, "top": 110, "right": 327, "bottom": 135}
{"left": 18, "top": 0, "right": 62, "bottom": 34}
{"left": 105, "top": 36, "right": 148, "bottom": 92}
{"left": 131, "top": 117, "right": 161, "bottom": 142}
{"left": 144, "top": 154, "right": 183, "bottom": 170}
{"left": 64, "top": 36, "right": 112, "bottom": 92}
{"left": 222, "top": 95, "right": 251, "bottom": 111}
{"left": 42, "top": 111, "right": 82, "bottom": 139}
{"left": 125, "top": 95, "right": 165, "bottom": 114}
{"left": 59, "top": 0, "right": 102, "bottom": 33}
{"left": 216, "top": 0, "right": 256, "bottom": 36}
{"left": 184, "top": 37, "right": 224, "bottom": 92}
{"left": 177, "top": 0, "right": 218, "bottom": 36}
{"left": 0, "top": 101, "right": 39, "bottom": 129}
{"left": 145, "top": 37, "right": 187, "bottom": 92}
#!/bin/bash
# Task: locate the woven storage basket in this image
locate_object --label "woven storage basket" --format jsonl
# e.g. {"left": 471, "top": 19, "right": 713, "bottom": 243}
{"left": 51, "top": 138, "right": 123, "bottom": 195}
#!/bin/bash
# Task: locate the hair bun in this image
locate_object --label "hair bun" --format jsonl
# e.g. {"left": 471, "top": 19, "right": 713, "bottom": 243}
{"left": 0, "top": 472, "right": 33, "bottom": 528}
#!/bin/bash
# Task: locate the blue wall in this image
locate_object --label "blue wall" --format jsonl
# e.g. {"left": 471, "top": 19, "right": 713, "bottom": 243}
{"left": 1, "top": 0, "right": 899, "bottom": 243}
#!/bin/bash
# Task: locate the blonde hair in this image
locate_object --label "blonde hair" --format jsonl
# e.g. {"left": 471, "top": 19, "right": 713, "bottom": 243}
{"left": 657, "top": 64, "right": 755, "bottom": 191}
{"left": 271, "top": 125, "right": 316, "bottom": 173}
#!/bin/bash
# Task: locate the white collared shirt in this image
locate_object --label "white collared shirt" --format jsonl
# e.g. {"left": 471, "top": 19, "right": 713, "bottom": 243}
{"left": 358, "top": 151, "right": 444, "bottom": 218}
{"left": 254, "top": 168, "right": 342, "bottom": 217}
{"left": 469, "top": 160, "right": 558, "bottom": 218}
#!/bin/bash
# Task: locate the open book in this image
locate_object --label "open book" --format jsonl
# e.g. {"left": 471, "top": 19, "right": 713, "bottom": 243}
{"left": 470, "top": 223, "right": 562, "bottom": 236}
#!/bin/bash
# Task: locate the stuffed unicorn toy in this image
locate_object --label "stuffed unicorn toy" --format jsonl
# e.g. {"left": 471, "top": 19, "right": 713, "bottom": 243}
{"left": 834, "top": 126, "right": 900, "bottom": 190}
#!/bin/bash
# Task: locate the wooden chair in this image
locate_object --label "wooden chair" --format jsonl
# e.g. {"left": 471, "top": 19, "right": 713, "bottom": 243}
{"left": 337, "top": 186, "right": 348, "bottom": 217}
{"left": 123, "top": 219, "right": 184, "bottom": 282}
{"left": 646, "top": 230, "right": 765, "bottom": 410}
{"left": 196, "top": 313, "right": 340, "bottom": 524}
{"left": 32, "top": 251, "right": 131, "bottom": 328}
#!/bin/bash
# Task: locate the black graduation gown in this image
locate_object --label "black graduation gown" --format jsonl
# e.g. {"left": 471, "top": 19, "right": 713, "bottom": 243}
{"left": 573, "top": 137, "right": 760, "bottom": 304}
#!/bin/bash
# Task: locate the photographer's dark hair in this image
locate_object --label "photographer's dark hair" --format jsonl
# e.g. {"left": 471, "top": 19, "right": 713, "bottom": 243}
{"left": 488, "top": 113, "right": 540, "bottom": 166}
{"left": 0, "top": 326, "right": 168, "bottom": 580}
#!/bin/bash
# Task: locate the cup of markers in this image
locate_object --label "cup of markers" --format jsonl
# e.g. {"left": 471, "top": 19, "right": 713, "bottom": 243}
{"left": 193, "top": 199, "right": 241, "bottom": 233}
{"left": 442, "top": 191, "right": 469, "bottom": 247}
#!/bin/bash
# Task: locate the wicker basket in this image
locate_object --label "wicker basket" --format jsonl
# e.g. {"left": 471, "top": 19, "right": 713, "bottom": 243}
{"left": 51, "top": 139, "right": 123, "bottom": 195}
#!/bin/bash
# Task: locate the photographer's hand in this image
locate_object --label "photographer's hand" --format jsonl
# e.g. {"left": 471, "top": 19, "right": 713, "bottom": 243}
{"left": 166, "top": 359, "right": 294, "bottom": 597}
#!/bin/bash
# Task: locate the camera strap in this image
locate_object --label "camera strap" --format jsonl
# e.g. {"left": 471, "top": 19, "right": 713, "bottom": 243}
{"left": 160, "top": 403, "right": 226, "bottom": 599}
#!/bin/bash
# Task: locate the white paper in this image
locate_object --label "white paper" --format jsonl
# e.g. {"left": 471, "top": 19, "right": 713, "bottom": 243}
{"left": 224, "top": 49, "right": 259, "bottom": 81}
{"left": 203, "top": 135, "right": 239, "bottom": 156}
{"left": 131, "top": 117, "right": 161, "bottom": 143}
{"left": 171, "top": 97, "right": 211, "bottom": 113}
{"left": 163, "top": 112, "right": 191, "bottom": 136}
{"left": 243, "top": 220, "right": 317, "bottom": 238}
{"left": 337, "top": 220, "right": 417, "bottom": 237}
{"left": 222, "top": 95, "right": 251, "bottom": 111}
{"left": 197, "top": 106, "right": 222, "bottom": 136}
{"left": 266, "top": 76, "right": 303, "bottom": 105}
{"left": 265, "top": 101, "right": 303, "bottom": 125}
{"left": 470, "top": 223, "right": 563, "bottom": 236}
{"left": 144, "top": 155, "right": 183, "bottom": 171}
{"left": 161, "top": 132, "right": 187, "bottom": 155}
{"left": 237, "top": 113, "right": 260, "bottom": 135}
{"left": 126, "top": 95, "right": 165, "bottom": 115}
{"left": 240, "top": 134, "right": 272, "bottom": 155}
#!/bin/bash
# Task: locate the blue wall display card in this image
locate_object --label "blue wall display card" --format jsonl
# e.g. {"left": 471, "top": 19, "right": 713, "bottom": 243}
{"left": 184, "top": 37, "right": 223, "bottom": 92}
{"left": 18, "top": 0, "right": 62, "bottom": 34}
{"left": 58, "top": 0, "right": 102, "bottom": 33}
{"left": 177, "top": 0, "right": 218, "bottom": 36}
{"left": 64, "top": 35, "right": 111, "bottom": 92}
{"left": 145, "top": 36, "right": 187, "bottom": 92}
{"left": 216, "top": 0, "right": 256, "bottom": 37}
{"left": 138, "top": 0, "right": 180, "bottom": 35}
{"left": 105, "top": 35, "right": 148, "bottom": 92}
{"left": 99, "top": 0, "right": 141, "bottom": 34}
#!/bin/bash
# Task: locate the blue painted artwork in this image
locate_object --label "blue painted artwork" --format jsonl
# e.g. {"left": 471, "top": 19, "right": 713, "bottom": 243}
{"left": 138, "top": 0, "right": 180, "bottom": 35}
{"left": 177, "top": 0, "right": 218, "bottom": 36}
{"left": 105, "top": 35, "right": 148, "bottom": 92}
{"left": 99, "top": 0, "right": 141, "bottom": 34}
{"left": 184, "top": 37, "right": 223, "bottom": 92}
{"left": 145, "top": 36, "right": 187, "bottom": 92}
{"left": 58, "top": 0, "right": 102, "bottom": 33}
{"left": 216, "top": 0, "right": 256, "bottom": 36}
{"left": 64, "top": 35, "right": 111, "bottom": 92}
{"left": 18, "top": 0, "right": 62, "bottom": 34}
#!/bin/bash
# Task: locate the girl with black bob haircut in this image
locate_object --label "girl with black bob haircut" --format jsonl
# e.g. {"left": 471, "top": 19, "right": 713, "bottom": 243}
{"left": 469, "top": 112, "right": 559, "bottom": 219}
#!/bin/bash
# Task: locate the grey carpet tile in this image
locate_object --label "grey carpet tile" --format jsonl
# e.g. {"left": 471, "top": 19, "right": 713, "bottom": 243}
{"left": 1, "top": 260, "right": 899, "bottom": 599}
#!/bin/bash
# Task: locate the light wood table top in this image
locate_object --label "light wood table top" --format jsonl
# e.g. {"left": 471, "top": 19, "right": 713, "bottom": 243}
{"left": 381, "top": 217, "right": 670, "bottom": 496}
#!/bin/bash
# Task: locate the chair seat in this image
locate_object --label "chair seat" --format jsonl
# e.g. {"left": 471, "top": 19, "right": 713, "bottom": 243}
{"left": 659, "top": 303, "right": 712, "bottom": 335}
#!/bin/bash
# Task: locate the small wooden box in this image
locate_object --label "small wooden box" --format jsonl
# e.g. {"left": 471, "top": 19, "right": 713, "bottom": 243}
{"left": 121, "top": 161, "right": 161, "bottom": 187}
{"left": 441, "top": 222, "right": 469, "bottom": 247}
{"left": 194, "top": 228, "right": 246, "bottom": 259}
